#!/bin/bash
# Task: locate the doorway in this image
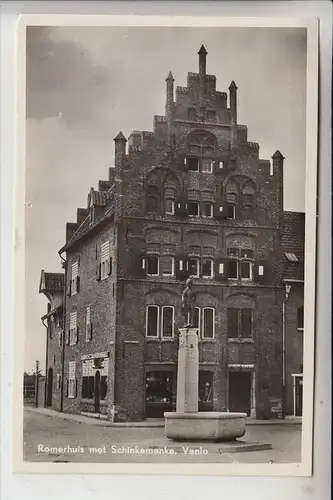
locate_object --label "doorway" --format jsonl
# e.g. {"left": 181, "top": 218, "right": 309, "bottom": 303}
{"left": 47, "top": 367, "right": 53, "bottom": 407}
{"left": 228, "top": 370, "right": 252, "bottom": 415}
{"left": 94, "top": 371, "right": 101, "bottom": 413}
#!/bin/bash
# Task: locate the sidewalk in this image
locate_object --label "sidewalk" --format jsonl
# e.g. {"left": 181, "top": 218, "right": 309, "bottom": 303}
{"left": 25, "top": 406, "right": 302, "bottom": 427}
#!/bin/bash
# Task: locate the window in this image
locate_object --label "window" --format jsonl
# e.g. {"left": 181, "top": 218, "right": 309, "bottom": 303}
{"left": 188, "top": 258, "right": 199, "bottom": 277}
{"left": 161, "top": 306, "right": 174, "bottom": 338}
{"left": 165, "top": 199, "right": 175, "bottom": 215}
{"left": 258, "top": 265, "right": 264, "bottom": 276}
{"left": 228, "top": 260, "right": 238, "bottom": 279}
{"left": 85, "top": 306, "right": 92, "bottom": 342}
{"left": 146, "top": 305, "right": 159, "bottom": 338}
{"left": 218, "top": 161, "right": 224, "bottom": 169}
{"left": 202, "top": 203, "right": 213, "bottom": 217}
{"left": 70, "top": 260, "right": 79, "bottom": 295}
{"left": 202, "top": 259, "right": 213, "bottom": 278}
{"left": 297, "top": 306, "right": 304, "bottom": 330}
{"left": 82, "top": 376, "right": 95, "bottom": 399}
{"left": 69, "top": 311, "right": 78, "bottom": 345}
{"left": 147, "top": 255, "right": 159, "bottom": 276}
{"left": 201, "top": 159, "right": 213, "bottom": 173}
{"left": 202, "top": 308, "right": 215, "bottom": 339}
{"left": 68, "top": 361, "right": 76, "bottom": 398}
{"left": 241, "top": 261, "right": 253, "bottom": 281}
{"left": 161, "top": 255, "right": 174, "bottom": 276}
{"left": 56, "top": 374, "right": 61, "bottom": 390}
{"left": 188, "top": 201, "right": 199, "bottom": 216}
{"left": 218, "top": 262, "right": 224, "bottom": 274}
{"left": 227, "top": 204, "right": 236, "bottom": 219}
{"left": 227, "top": 308, "right": 253, "bottom": 339}
{"left": 101, "top": 241, "right": 111, "bottom": 280}
{"left": 188, "top": 158, "right": 199, "bottom": 171}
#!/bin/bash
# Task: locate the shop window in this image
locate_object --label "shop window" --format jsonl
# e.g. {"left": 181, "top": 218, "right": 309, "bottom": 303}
{"left": 161, "top": 306, "right": 174, "bottom": 338}
{"left": 202, "top": 308, "right": 215, "bottom": 339}
{"left": 199, "top": 371, "right": 213, "bottom": 404}
{"left": 146, "top": 305, "right": 159, "bottom": 338}
{"left": 147, "top": 255, "right": 159, "bottom": 276}
{"left": 188, "top": 201, "right": 199, "bottom": 216}
{"left": 297, "top": 306, "right": 304, "bottom": 330}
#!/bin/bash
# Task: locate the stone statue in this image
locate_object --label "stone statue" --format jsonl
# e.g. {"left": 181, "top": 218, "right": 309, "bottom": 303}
{"left": 181, "top": 278, "right": 197, "bottom": 327}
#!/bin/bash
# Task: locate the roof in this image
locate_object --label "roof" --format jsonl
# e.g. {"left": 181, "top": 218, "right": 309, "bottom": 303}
{"left": 39, "top": 270, "right": 64, "bottom": 294}
{"left": 282, "top": 211, "right": 305, "bottom": 281}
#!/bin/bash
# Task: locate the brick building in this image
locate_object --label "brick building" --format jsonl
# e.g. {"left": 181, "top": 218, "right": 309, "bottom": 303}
{"left": 39, "top": 46, "right": 304, "bottom": 421}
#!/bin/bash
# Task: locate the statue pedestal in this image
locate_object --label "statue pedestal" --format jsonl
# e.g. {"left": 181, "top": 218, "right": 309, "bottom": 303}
{"left": 164, "top": 326, "right": 247, "bottom": 442}
{"left": 176, "top": 327, "right": 199, "bottom": 413}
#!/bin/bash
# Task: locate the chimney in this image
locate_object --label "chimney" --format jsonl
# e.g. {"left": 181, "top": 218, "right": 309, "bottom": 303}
{"left": 114, "top": 131, "right": 127, "bottom": 168}
{"left": 229, "top": 81, "right": 238, "bottom": 148}
{"left": 272, "top": 150, "right": 285, "bottom": 228}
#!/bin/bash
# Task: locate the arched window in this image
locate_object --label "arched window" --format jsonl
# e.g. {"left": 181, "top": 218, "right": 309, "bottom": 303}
{"left": 226, "top": 180, "right": 239, "bottom": 219}
{"left": 242, "top": 181, "right": 256, "bottom": 219}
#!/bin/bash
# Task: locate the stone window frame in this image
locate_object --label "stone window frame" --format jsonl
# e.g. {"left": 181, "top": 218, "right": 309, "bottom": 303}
{"left": 188, "top": 200, "right": 200, "bottom": 217}
{"left": 145, "top": 305, "right": 160, "bottom": 338}
{"left": 227, "top": 307, "right": 254, "bottom": 341}
{"left": 146, "top": 254, "right": 160, "bottom": 277}
{"left": 202, "top": 258, "right": 214, "bottom": 279}
{"left": 161, "top": 305, "right": 175, "bottom": 339}
{"left": 165, "top": 199, "right": 175, "bottom": 215}
{"left": 188, "top": 257, "right": 200, "bottom": 278}
{"left": 202, "top": 307, "right": 216, "bottom": 340}
{"left": 161, "top": 255, "right": 175, "bottom": 277}
{"left": 227, "top": 247, "right": 255, "bottom": 282}
{"left": 201, "top": 202, "right": 214, "bottom": 218}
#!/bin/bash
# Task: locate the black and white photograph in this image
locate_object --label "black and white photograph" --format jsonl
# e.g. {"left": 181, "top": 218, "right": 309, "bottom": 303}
{"left": 15, "top": 16, "right": 318, "bottom": 475}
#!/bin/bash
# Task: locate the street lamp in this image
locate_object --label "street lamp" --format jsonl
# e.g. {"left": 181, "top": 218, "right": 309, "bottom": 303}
{"left": 282, "top": 283, "right": 291, "bottom": 418}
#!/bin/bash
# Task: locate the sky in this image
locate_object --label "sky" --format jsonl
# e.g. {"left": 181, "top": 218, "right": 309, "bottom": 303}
{"left": 25, "top": 26, "right": 307, "bottom": 372}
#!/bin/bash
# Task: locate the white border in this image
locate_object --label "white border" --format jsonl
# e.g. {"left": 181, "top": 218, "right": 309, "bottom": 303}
{"left": 11, "top": 13, "right": 318, "bottom": 477}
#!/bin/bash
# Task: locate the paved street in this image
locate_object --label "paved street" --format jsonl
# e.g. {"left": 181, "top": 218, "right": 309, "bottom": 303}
{"left": 23, "top": 409, "right": 301, "bottom": 464}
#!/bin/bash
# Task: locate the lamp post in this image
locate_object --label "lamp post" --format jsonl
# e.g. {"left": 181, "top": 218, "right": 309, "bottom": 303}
{"left": 282, "top": 283, "right": 291, "bottom": 418}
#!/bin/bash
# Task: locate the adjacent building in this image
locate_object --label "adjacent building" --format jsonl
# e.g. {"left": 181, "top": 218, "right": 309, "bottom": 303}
{"left": 39, "top": 46, "right": 304, "bottom": 421}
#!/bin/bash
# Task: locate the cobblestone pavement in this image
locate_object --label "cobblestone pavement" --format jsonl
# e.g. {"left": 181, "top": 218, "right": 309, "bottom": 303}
{"left": 23, "top": 409, "right": 302, "bottom": 464}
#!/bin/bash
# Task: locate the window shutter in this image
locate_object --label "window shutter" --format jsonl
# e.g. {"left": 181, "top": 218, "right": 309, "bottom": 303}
{"left": 76, "top": 276, "right": 80, "bottom": 293}
{"left": 65, "top": 379, "right": 69, "bottom": 398}
{"left": 89, "top": 322, "right": 93, "bottom": 341}
{"left": 96, "top": 263, "right": 101, "bottom": 281}
{"left": 76, "top": 327, "right": 79, "bottom": 344}
{"left": 67, "top": 280, "right": 71, "bottom": 296}
{"left": 215, "top": 258, "right": 228, "bottom": 281}
{"left": 176, "top": 256, "right": 189, "bottom": 280}
{"left": 214, "top": 200, "right": 228, "bottom": 219}
{"left": 77, "top": 256, "right": 81, "bottom": 267}
{"left": 138, "top": 253, "right": 146, "bottom": 276}
{"left": 107, "top": 257, "right": 112, "bottom": 275}
{"left": 75, "top": 379, "right": 78, "bottom": 398}
{"left": 179, "top": 155, "right": 187, "bottom": 171}
{"left": 65, "top": 330, "right": 70, "bottom": 345}
{"left": 254, "top": 260, "right": 270, "bottom": 283}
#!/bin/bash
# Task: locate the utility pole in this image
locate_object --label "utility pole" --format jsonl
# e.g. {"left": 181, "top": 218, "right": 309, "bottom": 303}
{"left": 35, "top": 360, "right": 41, "bottom": 408}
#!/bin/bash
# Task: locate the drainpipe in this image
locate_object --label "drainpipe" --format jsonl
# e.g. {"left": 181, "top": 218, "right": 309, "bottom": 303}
{"left": 282, "top": 283, "right": 291, "bottom": 419}
{"left": 41, "top": 317, "right": 49, "bottom": 407}
{"left": 59, "top": 251, "right": 67, "bottom": 412}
